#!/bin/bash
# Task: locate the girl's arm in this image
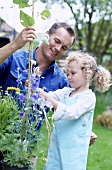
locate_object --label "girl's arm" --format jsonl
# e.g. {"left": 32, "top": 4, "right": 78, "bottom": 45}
{"left": 37, "top": 88, "right": 59, "bottom": 110}
{"left": 37, "top": 88, "right": 96, "bottom": 120}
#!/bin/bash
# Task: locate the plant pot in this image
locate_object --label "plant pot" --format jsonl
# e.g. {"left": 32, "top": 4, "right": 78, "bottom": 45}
{"left": 1, "top": 161, "right": 29, "bottom": 170}
{"left": 1, "top": 155, "right": 37, "bottom": 170}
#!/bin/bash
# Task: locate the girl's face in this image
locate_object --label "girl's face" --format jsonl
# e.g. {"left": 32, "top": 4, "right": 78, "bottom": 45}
{"left": 67, "top": 60, "right": 88, "bottom": 91}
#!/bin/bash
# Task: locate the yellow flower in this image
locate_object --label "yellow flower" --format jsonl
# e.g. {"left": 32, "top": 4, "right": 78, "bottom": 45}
{"left": 7, "top": 87, "right": 20, "bottom": 92}
{"left": 15, "top": 88, "right": 20, "bottom": 92}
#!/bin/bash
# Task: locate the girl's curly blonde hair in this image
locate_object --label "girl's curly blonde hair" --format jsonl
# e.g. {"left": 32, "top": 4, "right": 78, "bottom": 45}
{"left": 65, "top": 51, "right": 111, "bottom": 93}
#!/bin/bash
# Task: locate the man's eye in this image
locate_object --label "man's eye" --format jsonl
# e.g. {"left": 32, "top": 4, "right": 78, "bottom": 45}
{"left": 54, "top": 39, "right": 59, "bottom": 43}
{"left": 62, "top": 47, "right": 68, "bottom": 51}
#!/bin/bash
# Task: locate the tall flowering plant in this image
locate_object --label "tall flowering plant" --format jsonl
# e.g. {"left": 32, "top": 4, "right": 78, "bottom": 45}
{"left": 0, "top": 1, "right": 52, "bottom": 168}
{"left": 0, "top": 65, "right": 53, "bottom": 169}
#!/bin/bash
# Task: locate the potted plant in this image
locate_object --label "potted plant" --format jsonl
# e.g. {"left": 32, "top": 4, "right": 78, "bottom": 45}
{"left": 0, "top": 65, "right": 52, "bottom": 169}
{"left": 0, "top": 1, "right": 52, "bottom": 169}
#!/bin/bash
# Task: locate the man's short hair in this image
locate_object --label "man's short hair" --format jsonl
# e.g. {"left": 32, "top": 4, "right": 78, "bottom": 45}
{"left": 49, "top": 22, "right": 76, "bottom": 45}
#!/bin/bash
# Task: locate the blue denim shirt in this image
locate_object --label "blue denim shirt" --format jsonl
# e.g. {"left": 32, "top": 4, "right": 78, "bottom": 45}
{"left": 0, "top": 48, "right": 69, "bottom": 130}
{"left": 0, "top": 48, "right": 69, "bottom": 92}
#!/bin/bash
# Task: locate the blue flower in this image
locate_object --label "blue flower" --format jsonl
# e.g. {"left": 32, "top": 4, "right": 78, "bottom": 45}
{"left": 18, "top": 93, "right": 26, "bottom": 101}
{"left": 30, "top": 75, "right": 40, "bottom": 90}
{"left": 28, "top": 113, "right": 35, "bottom": 122}
{"left": 19, "top": 112, "right": 24, "bottom": 117}
{"left": 22, "top": 69, "right": 28, "bottom": 75}
{"left": 16, "top": 79, "right": 22, "bottom": 86}
{"left": 30, "top": 91, "right": 40, "bottom": 102}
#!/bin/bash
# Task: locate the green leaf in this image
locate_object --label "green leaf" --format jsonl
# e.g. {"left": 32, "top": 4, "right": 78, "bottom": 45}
{"left": 13, "top": 0, "right": 31, "bottom": 8}
{"left": 20, "top": 10, "right": 35, "bottom": 27}
{"left": 40, "top": 10, "right": 51, "bottom": 20}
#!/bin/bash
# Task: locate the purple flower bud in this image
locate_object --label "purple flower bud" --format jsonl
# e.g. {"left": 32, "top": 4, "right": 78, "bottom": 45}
{"left": 19, "top": 112, "right": 24, "bottom": 117}
{"left": 18, "top": 93, "right": 26, "bottom": 101}
{"left": 30, "top": 92, "right": 40, "bottom": 102}
{"left": 16, "top": 79, "right": 22, "bottom": 85}
{"left": 22, "top": 69, "right": 28, "bottom": 75}
{"left": 30, "top": 75, "right": 40, "bottom": 90}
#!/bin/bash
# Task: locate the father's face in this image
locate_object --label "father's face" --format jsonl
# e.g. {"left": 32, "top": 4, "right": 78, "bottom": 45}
{"left": 42, "top": 27, "right": 74, "bottom": 62}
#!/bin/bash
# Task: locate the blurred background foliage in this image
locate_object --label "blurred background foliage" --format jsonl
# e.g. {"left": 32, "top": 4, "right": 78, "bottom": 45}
{"left": 44, "top": 0, "right": 112, "bottom": 63}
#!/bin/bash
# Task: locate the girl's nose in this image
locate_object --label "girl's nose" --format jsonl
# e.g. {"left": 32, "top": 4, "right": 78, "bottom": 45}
{"left": 68, "top": 74, "right": 71, "bottom": 80}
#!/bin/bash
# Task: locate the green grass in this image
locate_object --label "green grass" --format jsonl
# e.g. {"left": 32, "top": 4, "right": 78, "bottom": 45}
{"left": 87, "top": 93, "right": 112, "bottom": 170}
{"left": 94, "top": 93, "right": 106, "bottom": 119}
{"left": 87, "top": 123, "right": 112, "bottom": 170}
{"left": 35, "top": 123, "right": 50, "bottom": 169}
{"left": 35, "top": 94, "right": 112, "bottom": 170}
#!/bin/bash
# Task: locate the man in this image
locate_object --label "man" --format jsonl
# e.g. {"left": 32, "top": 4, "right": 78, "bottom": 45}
{"left": 0, "top": 22, "right": 97, "bottom": 140}
{"left": 0, "top": 23, "right": 75, "bottom": 92}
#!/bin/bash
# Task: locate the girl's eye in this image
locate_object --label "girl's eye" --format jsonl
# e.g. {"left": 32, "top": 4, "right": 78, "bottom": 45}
{"left": 66, "top": 72, "right": 70, "bottom": 77}
{"left": 66, "top": 73, "right": 69, "bottom": 77}
{"left": 66, "top": 72, "right": 76, "bottom": 76}
{"left": 72, "top": 72, "right": 76, "bottom": 75}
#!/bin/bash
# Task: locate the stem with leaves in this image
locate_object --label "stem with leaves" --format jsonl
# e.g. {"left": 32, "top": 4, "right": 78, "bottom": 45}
{"left": 25, "top": 0, "right": 35, "bottom": 140}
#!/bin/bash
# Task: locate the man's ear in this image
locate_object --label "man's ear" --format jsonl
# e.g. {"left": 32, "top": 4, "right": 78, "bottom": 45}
{"left": 46, "top": 31, "right": 50, "bottom": 36}
{"left": 45, "top": 31, "right": 50, "bottom": 39}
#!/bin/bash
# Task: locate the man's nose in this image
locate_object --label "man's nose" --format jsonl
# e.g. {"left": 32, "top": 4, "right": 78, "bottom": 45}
{"left": 55, "top": 44, "right": 62, "bottom": 52}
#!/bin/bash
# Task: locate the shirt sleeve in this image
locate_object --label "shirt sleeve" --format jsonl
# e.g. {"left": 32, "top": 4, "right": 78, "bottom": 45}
{"left": 60, "top": 73, "right": 69, "bottom": 88}
{"left": 0, "top": 55, "right": 12, "bottom": 76}
{"left": 48, "top": 87, "right": 68, "bottom": 101}
{"left": 52, "top": 92, "right": 96, "bottom": 120}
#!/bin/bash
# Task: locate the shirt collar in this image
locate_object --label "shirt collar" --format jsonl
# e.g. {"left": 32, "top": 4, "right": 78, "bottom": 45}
{"left": 27, "top": 46, "right": 56, "bottom": 72}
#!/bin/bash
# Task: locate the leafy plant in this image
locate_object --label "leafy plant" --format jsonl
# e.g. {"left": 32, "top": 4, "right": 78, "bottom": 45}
{"left": 0, "top": 89, "right": 32, "bottom": 168}
{"left": 0, "top": 90, "right": 20, "bottom": 135}
{"left": 13, "top": 0, "right": 51, "bottom": 27}
{"left": 0, "top": 68, "right": 53, "bottom": 169}
{"left": 13, "top": 0, "right": 31, "bottom": 8}
{"left": 20, "top": 10, "right": 35, "bottom": 27}
{"left": 0, "top": 0, "right": 52, "bottom": 169}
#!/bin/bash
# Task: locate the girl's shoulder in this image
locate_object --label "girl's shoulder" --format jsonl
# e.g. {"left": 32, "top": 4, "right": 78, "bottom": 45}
{"left": 78, "top": 89, "right": 96, "bottom": 103}
{"left": 61, "top": 87, "right": 73, "bottom": 94}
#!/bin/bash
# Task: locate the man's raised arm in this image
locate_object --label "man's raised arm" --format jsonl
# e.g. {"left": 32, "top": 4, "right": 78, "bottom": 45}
{"left": 0, "top": 26, "right": 36, "bottom": 64}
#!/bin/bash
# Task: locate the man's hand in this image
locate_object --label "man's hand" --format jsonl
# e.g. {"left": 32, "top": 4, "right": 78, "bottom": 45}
{"left": 0, "top": 26, "right": 36, "bottom": 64}
{"left": 89, "top": 132, "right": 97, "bottom": 146}
{"left": 14, "top": 26, "right": 36, "bottom": 49}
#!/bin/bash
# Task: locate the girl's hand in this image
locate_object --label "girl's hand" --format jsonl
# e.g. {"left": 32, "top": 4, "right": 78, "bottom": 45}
{"left": 36, "top": 88, "right": 58, "bottom": 110}
{"left": 25, "top": 80, "right": 29, "bottom": 87}
{"left": 89, "top": 132, "right": 97, "bottom": 146}
{"left": 36, "top": 88, "right": 48, "bottom": 99}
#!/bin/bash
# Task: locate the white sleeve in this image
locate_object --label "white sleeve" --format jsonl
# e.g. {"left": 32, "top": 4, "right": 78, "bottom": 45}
{"left": 52, "top": 93, "right": 96, "bottom": 120}
{"left": 48, "top": 87, "right": 68, "bottom": 101}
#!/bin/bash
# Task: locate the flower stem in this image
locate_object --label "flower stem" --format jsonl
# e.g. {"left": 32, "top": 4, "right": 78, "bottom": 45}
{"left": 25, "top": 0, "right": 35, "bottom": 141}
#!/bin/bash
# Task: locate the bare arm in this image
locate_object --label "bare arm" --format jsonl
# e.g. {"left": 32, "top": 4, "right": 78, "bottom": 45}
{"left": 0, "top": 26, "right": 36, "bottom": 64}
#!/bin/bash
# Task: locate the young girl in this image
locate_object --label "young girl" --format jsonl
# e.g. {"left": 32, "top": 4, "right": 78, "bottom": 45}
{"left": 37, "top": 51, "right": 111, "bottom": 170}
